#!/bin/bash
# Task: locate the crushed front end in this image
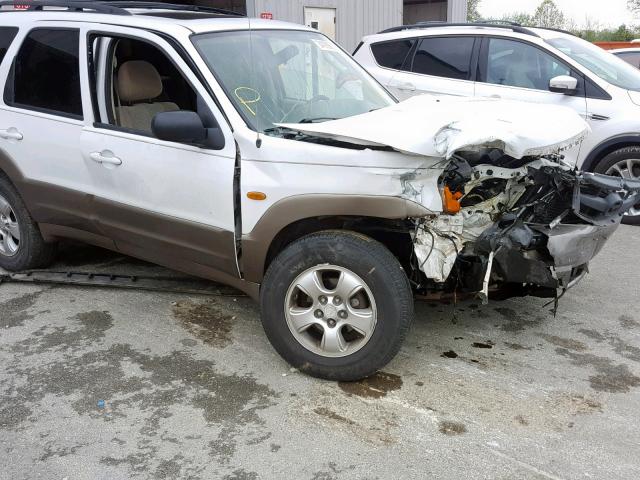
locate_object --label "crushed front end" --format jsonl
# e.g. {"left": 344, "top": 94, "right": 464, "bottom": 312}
{"left": 411, "top": 151, "right": 640, "bottom": 302}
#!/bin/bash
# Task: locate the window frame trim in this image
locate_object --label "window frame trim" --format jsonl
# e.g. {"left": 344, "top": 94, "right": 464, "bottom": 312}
{"left": 3, "top": 26, "right": 84, "bottom": 121}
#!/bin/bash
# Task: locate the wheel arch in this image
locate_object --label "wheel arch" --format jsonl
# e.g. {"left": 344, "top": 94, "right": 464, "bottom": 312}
{"left": 240, "top": 194, "right": 432, "bottom": 284}
{"left": 582, "top": 134, "right": 640, "bottom": 172}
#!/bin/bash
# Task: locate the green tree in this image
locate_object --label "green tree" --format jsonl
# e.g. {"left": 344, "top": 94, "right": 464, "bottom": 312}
{"left": 467, "top": 0, "right": 482, "bottom": 22}
{"left": 533, "top": 0, "right": 565, "bottom": 29}
{"left": 629, "top": 0, "right": 640, "bottom": 14}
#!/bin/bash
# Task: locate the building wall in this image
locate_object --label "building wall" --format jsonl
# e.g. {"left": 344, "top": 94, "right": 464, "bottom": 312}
{"left": 404, "top": 3, "right": 448, "bottom": 24}
{"left": 447, "top": 0, "right": 467, "bottom": 22}
{"left": 246, "top": 0, "right": 468, "bottom": 51}
{"left": 249, "top": 0, "right": 403, "bottom": 52}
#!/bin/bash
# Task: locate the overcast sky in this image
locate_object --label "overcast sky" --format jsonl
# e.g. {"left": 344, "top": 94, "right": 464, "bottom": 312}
{"left": 479, "top": 0, "right": 636, "bottom": 28}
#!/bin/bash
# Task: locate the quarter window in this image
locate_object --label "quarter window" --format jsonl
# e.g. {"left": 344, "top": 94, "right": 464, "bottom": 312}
{"left": 411, "top": 37, "right": 475, "bottom": 80}
{"left": 0, "top": 27, "right": 18, "bottom": 65}
{"left": 371, "top": 39, "right": 416, "bottom": 70}
{"left": 485, "top": 38, "right": 571, "bottom": 91}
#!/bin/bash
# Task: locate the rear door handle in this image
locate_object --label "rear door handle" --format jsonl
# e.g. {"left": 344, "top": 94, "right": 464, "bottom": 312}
{"left": 90, "top": 150, "right": 122, "bottom": 166}
{"left": 0, "top": 128, "right": 23, "bottom": 141}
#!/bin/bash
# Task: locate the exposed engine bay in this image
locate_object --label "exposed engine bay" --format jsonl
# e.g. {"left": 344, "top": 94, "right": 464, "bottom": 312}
{"left": 410, "top": 150, "right": 640, "bottom": 302}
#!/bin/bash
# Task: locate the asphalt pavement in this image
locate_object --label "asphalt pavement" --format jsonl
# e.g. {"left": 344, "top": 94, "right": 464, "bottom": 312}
{"left": 1, "top": 226, "right": 639, "bottom": 480}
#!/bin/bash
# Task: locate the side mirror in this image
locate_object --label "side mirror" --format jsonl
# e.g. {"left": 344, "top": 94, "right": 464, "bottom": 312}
{"left": 549, "top": 75, "right": 578, "bottom": 95}
{"left": 152, "top": 110, "right": 207, "bottom": 145}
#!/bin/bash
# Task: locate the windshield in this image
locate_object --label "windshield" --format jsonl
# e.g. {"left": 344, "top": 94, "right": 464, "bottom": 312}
{"left": 192, "top": 30, "right": 395, "bottom": 133}
{"left": 547, "top": 36, "right": 640, "bottom": 91}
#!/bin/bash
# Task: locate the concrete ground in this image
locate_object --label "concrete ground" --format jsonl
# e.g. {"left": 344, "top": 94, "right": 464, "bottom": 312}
{"left": 1, "top": 226, "right": 639, "bottom": 480}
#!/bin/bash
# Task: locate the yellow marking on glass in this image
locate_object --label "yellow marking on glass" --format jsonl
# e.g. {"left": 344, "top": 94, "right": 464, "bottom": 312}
{"left": 234, "top": 87, "right": 261, "bottom": 116}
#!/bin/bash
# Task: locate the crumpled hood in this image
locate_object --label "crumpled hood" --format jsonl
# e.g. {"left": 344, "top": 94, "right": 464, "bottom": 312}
{"left": 278, "top": 95, "right": 590, "bottom": 162}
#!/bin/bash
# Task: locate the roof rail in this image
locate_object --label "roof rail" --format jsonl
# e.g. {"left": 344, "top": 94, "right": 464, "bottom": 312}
{"left": 105, "top": 1, "right": 245, "bottom": 17}
{"left": 0, "top": 0, "right": 131, "bottom": 15}
{"left": 378, "top": 22, "right": 540, "bottom": 38}
{"left": 0, "top": 0, "right": 245, "bottom": 17}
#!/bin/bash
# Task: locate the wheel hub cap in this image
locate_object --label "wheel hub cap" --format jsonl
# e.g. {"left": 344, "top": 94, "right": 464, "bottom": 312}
{"left": 284, "top": 264, "right": 378, "bottom": 358}
{"left": 0, "top": 193, "right": 20, "bottom": 257}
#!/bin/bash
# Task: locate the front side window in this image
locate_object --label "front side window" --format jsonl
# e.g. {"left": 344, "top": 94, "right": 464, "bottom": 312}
{"left": 88, "top": 35, "right": 198, "bottom": 135}
{"left": 411, "top": 36, "right": 475, "bottom": 80}
{"left": 548, "top": 36, "right": 640, "bottom": 92}
{"left": 485, "top": 38, "right": 571, "bottom": 91}
{"left": 371, "top": 38, "right": 416, "bottom": 70}
{"left": 5, "top": 28, "right": 82, "bottom": 118}
{"left": 192, "top": 30, "right": 394, "bottom": 133}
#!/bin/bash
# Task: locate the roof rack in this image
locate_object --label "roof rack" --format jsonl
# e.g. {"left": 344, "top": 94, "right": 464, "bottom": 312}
{"left": 0, "top": 0, "right": 245, "bottom": 17}
{"left": 105, "top": 1, "right": 244, "bottom": 17}
{"left": 0, "top": 0, "right": 131, "bottom": 14}
{"left": 378, "top": 21, "right": 540, "bottom": 38}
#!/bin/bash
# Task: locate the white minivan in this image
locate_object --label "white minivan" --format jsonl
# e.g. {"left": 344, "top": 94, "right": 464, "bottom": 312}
{"left": 0, "top": 4, "right": 638, "bottom": 380}
{"left": 355, "top": 23, "right": 640, "bottom": 224}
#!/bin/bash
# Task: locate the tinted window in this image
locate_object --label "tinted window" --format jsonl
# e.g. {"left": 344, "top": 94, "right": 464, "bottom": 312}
{"left": 0, "top": 27, "right": 18, "bottom": 65}
{"left": 6, "top": 29, "right": 82, "bottom": 118}
{"left": 485, "top": 38, "right": 571, "bottom": 91}
{"left": 411, "top": 37, "right": 475, "bottom": 80}
{"left": 616, "top": 52, "right": 640, "bottom": 69}
{"left": 371, "top": 39, "right": 415, "bottom": 70}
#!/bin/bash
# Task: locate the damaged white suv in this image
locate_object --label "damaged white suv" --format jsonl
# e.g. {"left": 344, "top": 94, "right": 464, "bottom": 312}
{"left": 0, "top": 2, "right": 639, "bottom": 380}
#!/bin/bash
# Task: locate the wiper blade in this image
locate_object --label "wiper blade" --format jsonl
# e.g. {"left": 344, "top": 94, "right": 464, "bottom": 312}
{"left": 298, "top": 117, "right": 338, "bottom": 124}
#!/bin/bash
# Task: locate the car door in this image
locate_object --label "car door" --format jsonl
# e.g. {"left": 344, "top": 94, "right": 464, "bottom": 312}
{"left": 80, "top": 26, "right": 239, "bottom": 277}
{"left": 0, "top": 25, "right": 99, "bottom": 234}
{"left": 387, "top": 35, "right": 477, "bottom": 100}
{"left": 475, "top": 36, "right": 588, "bottom": 163}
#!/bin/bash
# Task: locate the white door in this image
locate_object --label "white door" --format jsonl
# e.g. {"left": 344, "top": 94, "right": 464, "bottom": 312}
{"left": 387, "top": 36, "right": 476, "bottom": 100}
{"left": 80, "top": 27, "right": 239, "bottom": 276}
{"left": 0, "top": 25, "right": 99, "bottom": 232}
{"left": 304, "top": 7, "right": 336, "bottom": 40}
{"left": 475, "top": 36, "right": 587, "bottom": 163}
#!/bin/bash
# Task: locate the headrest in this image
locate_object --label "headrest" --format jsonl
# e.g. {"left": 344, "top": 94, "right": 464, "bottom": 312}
{"left": 117, "top": 60, "right": 163, "bottom": 102}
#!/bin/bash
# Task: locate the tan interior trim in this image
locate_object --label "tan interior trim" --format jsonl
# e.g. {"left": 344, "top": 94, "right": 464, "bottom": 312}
{"left": 241, "top": 194, "right": 431, "bottom": 283}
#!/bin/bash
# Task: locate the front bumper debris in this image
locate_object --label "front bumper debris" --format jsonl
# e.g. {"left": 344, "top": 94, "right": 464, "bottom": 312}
{"left": 412, "top": 154, "right": 640, "bottom": 302}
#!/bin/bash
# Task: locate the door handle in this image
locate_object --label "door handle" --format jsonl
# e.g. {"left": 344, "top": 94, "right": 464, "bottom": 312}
{"left": 0, "top": 128, "right": 23, "bottom": 141}
{"left": 90, "top": 150, "right": 122, "bottom": 166}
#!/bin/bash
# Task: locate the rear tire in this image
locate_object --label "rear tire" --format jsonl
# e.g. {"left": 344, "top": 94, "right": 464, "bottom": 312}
{"left": 594, "top": 147, "right": 640, "bottom": 225}
{"left": 0, "top": 175, "right": 56, "bottom": 271}
{"left": 260, "top": 230, "right": 413, "bottom": 381}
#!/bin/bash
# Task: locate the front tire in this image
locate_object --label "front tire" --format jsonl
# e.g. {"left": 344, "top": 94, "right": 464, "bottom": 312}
{"left": 0, "top": 175, "right": 56, "bottom": 270}
{"left": 594, "top": 147, "right": 640, "bottom": 225}
{"left": 260, "top": 230, "right": 413, "bottom": 381}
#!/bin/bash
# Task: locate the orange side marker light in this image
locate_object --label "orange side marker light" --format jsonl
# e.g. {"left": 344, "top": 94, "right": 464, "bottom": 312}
{"left": 247, "top": 191, "right": 267, "bottom": 201}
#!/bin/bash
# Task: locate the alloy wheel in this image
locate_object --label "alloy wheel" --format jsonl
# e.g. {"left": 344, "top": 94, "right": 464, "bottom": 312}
{"left": 605, "top": 158, "right": 640, "bottom": 217}
{"left": 0, "top": 193, "right": 20, "bottom": 257}
{"left": 284, "top": 264, "right": 377, "bottom": 358}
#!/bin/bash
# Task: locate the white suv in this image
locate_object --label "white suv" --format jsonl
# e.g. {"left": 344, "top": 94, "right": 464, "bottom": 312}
{"left": 0, "top": 4, "right": 638, "bottom": 380}
{"left": 355, "top": 22, "right": 640, "bottom": 224}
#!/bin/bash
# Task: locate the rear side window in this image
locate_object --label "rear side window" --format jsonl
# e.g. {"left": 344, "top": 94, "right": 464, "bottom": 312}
{"left": 371, "top": 39, "right": 416, "bottom": 70}
{"left": 411, "top": 37, "right": 475, "bottom": 80}
{"left": 0, "top": 27, "right": 18, "bottom": 65}
{"left": 4, "top": 28, "right": 82, "bottom": 118}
